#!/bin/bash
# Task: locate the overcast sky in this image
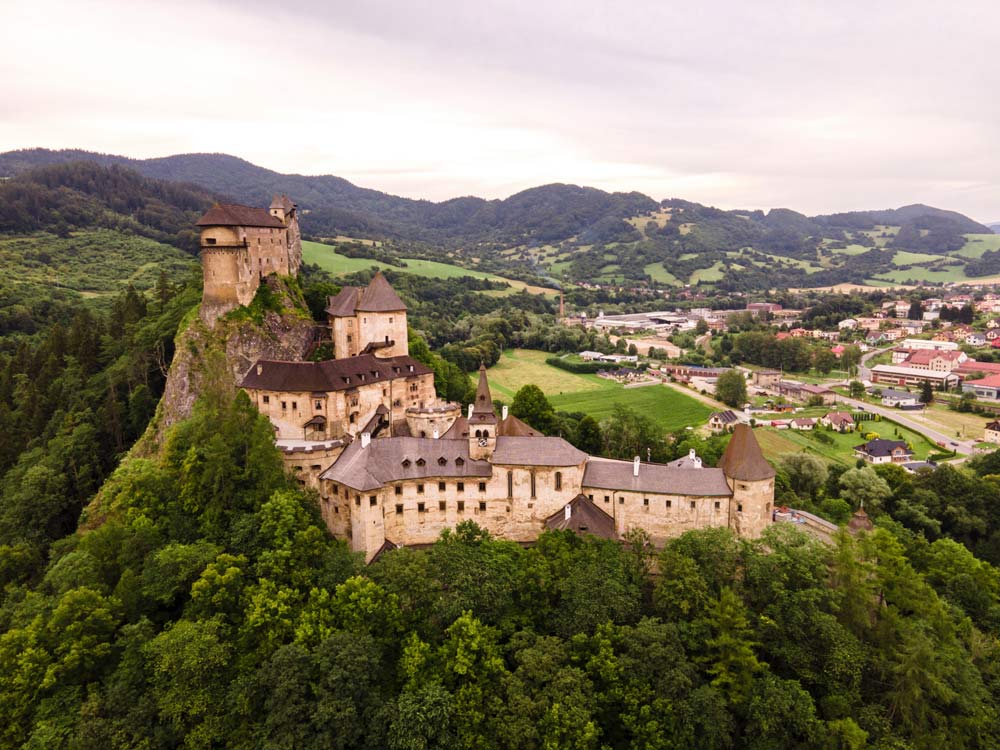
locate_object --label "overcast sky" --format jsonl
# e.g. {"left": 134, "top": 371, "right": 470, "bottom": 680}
{"left": 2, "top": 0, "right": 999, "bottom": 220}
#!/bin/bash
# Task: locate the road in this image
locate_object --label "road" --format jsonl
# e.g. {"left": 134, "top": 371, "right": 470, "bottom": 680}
{"left": 836, "top": 395, "right": 977, "bottom": 455}
{"left": 858, "top": 344, "right": 896, "bottom": 381}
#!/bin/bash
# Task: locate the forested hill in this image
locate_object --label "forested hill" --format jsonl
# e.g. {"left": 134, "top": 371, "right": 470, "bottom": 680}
{"left": 1, "top": 148, "right": 995, "bottom": 289}
{"left": 0, "top": 160, "right": 215, "bottom": 253}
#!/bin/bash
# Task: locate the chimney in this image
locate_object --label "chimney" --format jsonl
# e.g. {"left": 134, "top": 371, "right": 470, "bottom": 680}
{"left": 688, "top": 448, "right": 696, "bottom": 461}
{"left": 564, "top": 503, "right": 571, "bottom": 521}
{"left": 693, "top": 457, "right": 702, "bottom": 469}
{"left": 432, "top": 429, "right": 439, "bottom": 440}
{"left": 467, "top": 403, "right": 474, "bottom": 419}
{"left": 360, "top": 432, "right": 371, "bottom": 448}
{"left": 502, "top": 405, "right": 509, "bottom": 420}
{"left": 633, "top": 456, "right": 640, "bottom": 477}
{"left": 256, "top": 364, "right": 263, "bottom": 375}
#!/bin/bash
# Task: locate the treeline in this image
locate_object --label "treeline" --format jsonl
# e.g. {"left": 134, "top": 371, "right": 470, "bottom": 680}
{"left": 0, "top": 275, "right": 200, "bottom": 554}
{"left": 0, "top": 161, "right": 213, "bottom": 252}
{"left": 2, "top": 386, "right": 999, "bottom": 747}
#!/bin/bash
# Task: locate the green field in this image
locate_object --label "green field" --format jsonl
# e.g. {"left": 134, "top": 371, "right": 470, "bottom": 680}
{"left": 302, "top": 241, "right": 557, "bottom": 295}
{"left": 891, "top": 250, "right": 942, "bottom": 265}
{"left": 690, "top": 261, "right": 725, "bottom": 284}
{"left": 755, "top": 418, "right": 937, "bottom": 466}
{"left": 643, "top": 262, "right": 681, "bottom": 286}
{"left": 955, "top": 233, "right": 1000, "bottom": 258}
{"left": 481, "top": 349, "right": 712, "bottom": 431}
{"left": 871, "top": 264, "right": 971, "bottom": 284}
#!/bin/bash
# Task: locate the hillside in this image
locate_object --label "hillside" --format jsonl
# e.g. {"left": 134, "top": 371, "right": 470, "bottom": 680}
{"left": 1, "top": 148, "right": 995, "bottom": 291}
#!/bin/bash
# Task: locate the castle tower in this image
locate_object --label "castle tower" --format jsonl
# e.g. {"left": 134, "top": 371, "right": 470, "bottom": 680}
{"left": 326, "top": 272, "right": 409, "bottom": 358}
{"left": 718, "top": 424, "right": 775, "bottom": 537}
{"left": 469, "top": 364, "right": 497, "bottom": 460}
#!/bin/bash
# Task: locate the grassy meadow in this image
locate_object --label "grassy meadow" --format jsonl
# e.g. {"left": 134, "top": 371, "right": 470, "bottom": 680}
{"left": 482, "top": 349, "right": 713, "bottom": 432}
{"left": 301, "top": 241, "right": 557, "bottom": 296}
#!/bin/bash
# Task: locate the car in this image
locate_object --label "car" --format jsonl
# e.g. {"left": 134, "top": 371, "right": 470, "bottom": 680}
{"left": 950, "top": 441, "right": 959, "bottom": 447}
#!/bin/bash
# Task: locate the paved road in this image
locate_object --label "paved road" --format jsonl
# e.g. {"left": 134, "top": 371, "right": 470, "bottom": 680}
{"left": 858, "top": 344, "right": 896, "bottom": 381}
{"left": 836, "top": 395, "right": 976, "bottom": 455}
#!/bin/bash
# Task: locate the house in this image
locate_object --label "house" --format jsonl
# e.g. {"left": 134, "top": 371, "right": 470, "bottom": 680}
{"left": 899, "top": 349, "right": 967, "bottom": 372}
{"left": 752, "top": 370, "right": 782, "bottom": 388}
{"left": 880, "top": 389, "right": 920, "bottom": 408}
{"left": 962, "top": 374, "right": 1000, "bottom": 400}
{"left": 830, "top": 345, "right": 845, "bottom": 357}
{"left": 790, "top": 417, "right": 816, "bottom": 430}
{"left": 821, "top": 411, "right": 855, "bottom": 431}
{"left": 777, "top": 381, "right": 837, "bottom": 405}
{"left": 985, "top": 421, "right": 1000, "bottom": 445}
{"left": 966, "top": 333, "right": 987, "bottom": 347}
{"left": 900, "top": 338, "right": 959, "bottom": 352}
{"left": 869, "top": 364, "right": 959, "bottom": 390}
{"left": 838, "top": 318, "right": 858, "bottom": 331}
{"left": 708, "top": 410, "right": 740, "bottom": 433}
{"left": 854, "top": 438, "right": 914, "bottom": 464}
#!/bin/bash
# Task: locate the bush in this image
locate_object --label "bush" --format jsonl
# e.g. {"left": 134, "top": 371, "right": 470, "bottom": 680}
{"left": 546, "top": 357, "right": 612, "bottom": 374}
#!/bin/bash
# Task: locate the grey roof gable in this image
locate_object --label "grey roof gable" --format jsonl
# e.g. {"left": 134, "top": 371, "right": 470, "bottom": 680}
{"left": 583, "top": 457, "right": 732, "bottom": 497}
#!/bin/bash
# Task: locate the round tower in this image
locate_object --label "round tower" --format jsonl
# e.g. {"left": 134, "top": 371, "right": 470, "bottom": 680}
{"left": 717, "top": 424, "right": 775, "bottom": 537}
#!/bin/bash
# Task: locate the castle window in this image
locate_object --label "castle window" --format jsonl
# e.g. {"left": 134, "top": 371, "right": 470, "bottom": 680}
{"left": 457, "top": 500, "right": 465, "bottom": 512}
{"left": 291, "top": 401, "right": 297, "bottom": 410}
{"left": 666, "top": 500, "right": 672, "bottom": 508}
{"left": 457, "top": 482, "right": 464, "bottom": 492}
{"left": 438, "top": 457, "right": 447, "bottom": 466}
{"left": 395, "top": 485, "right": 402, "bottom": 495}
{"left": 479, "top": 501, "right": 486, "bottom": 512}
{"left": 475, "top": 429, "right": 481, "bottom": 438}
{"left": 714, "top": 501, "right": 721, "bottom": 510}
{"left": 347, "top": 335, "right": 352, "bottom": 343}
{"left": 478, "top": 482, "right": 486, "bottom": 492}
{"left": 262, "top": 395, "right": 270, "bottom": 404}
{"left": 455, "top": 457, "right": 464, "bottom": 466}
{"left": 355, "top": 495, "right": 361, "bottom": 506}
{"left": 643, "top": 498, "right": 649, "bottom": 506}
{"left": 619, "top": 497, "right": 624, "bottom": 504}
{"left": 604, "top": 495, "right": 610, "bottom": 503}
{"left": 690, "top": 501, "right": 696, "bottom": 509}
{"left": 737, "top": 503, "right": 743, "bottom": 512}
{"left": 402, "top": 459, "right": 411, "bottom": 468}
{"left": 555, "top": 472, "right": 562, "bottom": 491}
{"left": 418, "top": 502, "right": 425, "bottom": 513}
{"left": 315, "top": 401, "right": 322, "bottom": 410}
{"left": 370, "top": 496, "right": 377, "bottom": 506}
{"left": 416, "top": 458, "right": 425, "bottom": 467}
{"left": 530, "top": 472, "right": 536, "bottom": 499}
{"left": 417, "top": 484, "right": 424, "bottom": 494}
{"left": 363, "top": 317, "right": 367, "bottom": 323}
{"left": 349, "top": 414, "right": 356, "bottom": 423}
{"left": 311, "top": 465, "right": 321, "bottom": 471}
{"left": 439, "top": 500, "right": 446, "bottom": 511}
{"left": 438, "top": 481, "right": 446, "bottom": 492}
{"left": 395, "top": 504, "right": 403, "bottom": 515}
{"left": 281, "top": 401, "right": 287, "bottom": 410}
{"left": 206, "top": 237, "right": 216, "bottom": 245}
{"left": 506, "top": 471, "right": 513, "bottom": 498}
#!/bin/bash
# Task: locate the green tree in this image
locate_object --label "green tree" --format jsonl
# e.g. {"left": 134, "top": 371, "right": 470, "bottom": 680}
{"left": 839, "top": 467, "right": 893, "bottom": 514}
{"left": 778, "top": 452, "right": 829, "bottom": 501}
{"left": 920, "top": 379, "right": 934, "bottom": 404}
{"left": 573, "top": 415, "right": 603, "bottom": 455}
{"left": 702, "top": 588, "right": 763, "bottom": 704}
{"left": 714, "top": 370, "right": 747, "bottom": 408}
{"left": 813, "top": 348, "right": 837, "bottom": 374}
{"left": 510, "top": 384, "right": 556, "bottom": 434}
{"left": 849, "top": 380, "right": 865, "bottom": 399}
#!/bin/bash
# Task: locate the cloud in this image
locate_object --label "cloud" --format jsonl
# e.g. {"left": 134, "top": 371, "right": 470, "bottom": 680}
{"left": 1, "top": 0, "right": 998, "bottom": 220}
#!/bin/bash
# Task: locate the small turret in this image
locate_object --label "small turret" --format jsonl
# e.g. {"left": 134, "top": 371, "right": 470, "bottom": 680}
{"left": 719, "top": 424, "right": 775, "bottom": 537}
{"left": 469, "top": 363, "right": 497, "bottom": 459}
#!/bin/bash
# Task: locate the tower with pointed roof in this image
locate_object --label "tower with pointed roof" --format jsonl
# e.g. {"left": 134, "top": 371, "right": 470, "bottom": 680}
{"left": 469, "top": 364, "right": 498, "bottom": 459}
{"left": 718, "top": 424, "right": 776, "bottom": 536}
{"left": 326, "top": 271, "right": 409, "bottom": 358}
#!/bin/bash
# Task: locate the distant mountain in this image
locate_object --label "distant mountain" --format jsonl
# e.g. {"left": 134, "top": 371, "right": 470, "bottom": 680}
{"left": 0, "top": 148, "right": 995, "bottom": 290}
{"left": 988, "top": 222, "right": 1000, "bottom": 234}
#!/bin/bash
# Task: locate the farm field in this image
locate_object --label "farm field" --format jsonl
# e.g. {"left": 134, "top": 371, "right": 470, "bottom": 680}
{"left": 870, "top": 265, "right": 971, "bottom": 284}
{"left": 481, "top": 349, "right": 713, "bottom": 432}
{"left": 955, "top": 233, "right": 1000, "bottom": 258}
{"left": 919, "top": 404, "right": 994, "bottom": 441}
{"left": 302, "top": 241, "right": 558, "bottom": 296}
{"left": 690, "top": 261, "right": 725, "bottom": 284}
{"left": 643, "top": 261, "right": 681, "bottom": 285}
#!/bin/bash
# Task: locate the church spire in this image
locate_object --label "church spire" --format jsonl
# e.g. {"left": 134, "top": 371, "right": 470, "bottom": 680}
{"left": 472, "top": 362, "right": 495, "bottom": 416}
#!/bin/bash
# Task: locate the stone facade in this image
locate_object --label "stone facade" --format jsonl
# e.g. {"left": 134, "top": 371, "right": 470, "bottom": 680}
{"left": 197, "top": 197, "right": 302, "bottom": 323}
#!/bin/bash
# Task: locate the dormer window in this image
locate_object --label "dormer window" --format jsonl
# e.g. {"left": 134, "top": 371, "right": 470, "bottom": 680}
{"left": 438, "top": 457, "right": 447, "bottom": 466}
{"left": 455, "top": 457, "right": 464, "bottom": 466}
{"left": 409, "top": 365, "right": 414, "bottom": 372}
{"left": 416, "top": 458, "right": 426, "bottom": 467}
{"left": 402, "top": 459, "right": 411, "bottom": 468}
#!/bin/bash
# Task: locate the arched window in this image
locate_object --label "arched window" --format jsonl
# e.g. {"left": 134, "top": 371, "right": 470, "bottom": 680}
{"left": 555, "top": 471, "right": 562, "bottom": 491}
{"left": 482, "top": 429, "right": 489, "bottom": 438}
{"left": 475, "top": 429, "right": 482, "bottom": 438}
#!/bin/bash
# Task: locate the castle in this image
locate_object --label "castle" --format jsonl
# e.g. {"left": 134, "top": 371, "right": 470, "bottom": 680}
{"left": 197, "top": 195, "right": 302, "bottom": 322}
{"left": 196, "top": 200, "right": 776, "bottom": 561}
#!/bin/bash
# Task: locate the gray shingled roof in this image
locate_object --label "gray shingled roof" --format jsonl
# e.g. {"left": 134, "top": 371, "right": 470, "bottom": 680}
{"left": 197, "top": 203, "right": 285, "bottom": 228}
{"left": 492, "top": 436, "right": 589, "bottom": 467}
{"left": 582, "top": 457, "right": 733, "bottom": 496}
{"left": 240, "top": 354, "right": 431, "bottom": 393}
{"left": 320, "top": 436, "right": 492, "bottom": 491}
{"left": 545, "top": 495, "right": 617, "bottom": 539}
{"left": 357, "top": 272, "right": 407, "bottom": 312}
